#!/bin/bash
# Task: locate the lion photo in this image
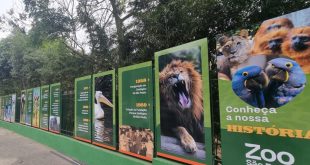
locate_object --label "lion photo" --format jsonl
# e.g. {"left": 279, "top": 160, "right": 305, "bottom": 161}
{"left": 217, "top": 35, "right": 267, "bottom": 80}
{"left": 158, "top": 47, "right": 206, "bottom": 160}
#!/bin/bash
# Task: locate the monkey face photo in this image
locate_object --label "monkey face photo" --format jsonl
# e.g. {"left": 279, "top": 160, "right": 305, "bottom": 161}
{"left": 251, "top": 17, "right": 294, "bottom": 56}
{"left": 282, "top": 27, "right": 310, "bottom": 73}
{"left": 251, "top": 29, "right": 289, "bottom": 55}
{"left": 255, "top": 17, "right": 294, "bottom": 37}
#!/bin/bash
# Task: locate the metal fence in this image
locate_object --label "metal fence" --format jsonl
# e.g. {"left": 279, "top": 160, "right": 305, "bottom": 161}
{"left": 15, "top": 95, "right": 21, "bottom": 123}
{"left": 61, "top": 90, "right": 74, "bottom": 137}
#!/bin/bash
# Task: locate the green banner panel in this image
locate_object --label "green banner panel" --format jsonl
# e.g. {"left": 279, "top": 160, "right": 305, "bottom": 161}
{"left": 20, "top": 90, "right": 27, "bottom": 124}
{"left": 75, "top": 75, "right": 92, "bottom": 143}
{"left": 25, "top": 89, "right": 33, "bottom": 126}
{"left": 92, "top": 70, "right": 116, "bottom": 149}
{"left": 32, "top": 87, "right": 41, "bottom": 128}
{"left": 118, "top": 62, "right": 154, "bottom": 160}
{"left": 5, "top": 94, "right": 15, "bottom": 123}
{"left": 3, "top": 96, "right": 10, "bottom": 121}
{"left": 49, "top": 83, "right": 61, "bottom": 133}
{"left": 154, "top": 39, "right": 212, "bottom": 165}
{"left": 3, "top": 95, "right": 9, "bottom": 122}
{"left": 40, "top": 85, "right": 50, "bottom": 130}
{"left": 217, "top": 9, "right": 310, "bottom": 165}
{"left": 1, "top": 96, "right": 4, "bottom": 121}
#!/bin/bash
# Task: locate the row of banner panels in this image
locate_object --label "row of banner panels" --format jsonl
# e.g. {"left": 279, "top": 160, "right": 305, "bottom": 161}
{"left": 0, "top": 94, "right": 16, "bottom": 122}
{"left": 19, "top": 83, "right": 61, "bottom": 133}
{"left": 0, "top": 44, "right": 211, "bottom": 164}
{"left": 217, "top": 8, "right": 310, "bottom": 165}
{"left": 0, "top": 8, "right": 310, "bottom": 165}
{"left": 73, "top": 39, "right": 212, "bottom": 165}
{"left": 4, "top": 8, "right": 310, "bottom": 165}
{"left": 73, "top": 8, "right": 310, "bottom": 164}
{"left": 7, "top": 9, "right": 310, "bottom": 165}
{"left": 74, "top": 72, "right": 117, "bottom": 149}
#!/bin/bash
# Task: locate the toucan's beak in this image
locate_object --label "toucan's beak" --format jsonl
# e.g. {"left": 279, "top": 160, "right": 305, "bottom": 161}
{"left": 98, "top": 95, "right": 113, "bottom": 108}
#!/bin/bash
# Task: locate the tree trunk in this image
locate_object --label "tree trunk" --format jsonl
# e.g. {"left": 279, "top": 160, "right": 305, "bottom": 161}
{"left": 109, "top": 0, "right": 127, "bottom": 67}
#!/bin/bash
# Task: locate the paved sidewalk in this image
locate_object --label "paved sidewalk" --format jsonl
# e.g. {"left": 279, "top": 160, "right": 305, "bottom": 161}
{"left": 0, "top": 127, "right": 82, "bottom": 165}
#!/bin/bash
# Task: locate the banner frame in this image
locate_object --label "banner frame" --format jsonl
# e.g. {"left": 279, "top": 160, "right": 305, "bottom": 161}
{"left": 32, "top": 87, "right": 41, "bottom": 128}
{"left": 25, "top": 88, "right": 33, "bottom": 126}
{"left": 49, "top": 83, "right": 61, "bottom": 134}
{"left": 118, "top": 61, "right": 154, "bottom": 161}
{"left": 92, "top": 70, "right": 116, "bottom": 150}
{"left": 154, "top": 38, "right": 212, "bottom": 165}
{"left": 40, "top": 85, "right": 50, "bottom": 131}
{"left": 74, "top": 75, "right": 92, "bottom": 143}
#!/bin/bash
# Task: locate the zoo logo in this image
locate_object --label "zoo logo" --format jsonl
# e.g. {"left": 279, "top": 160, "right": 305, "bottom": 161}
{"left": 245, "top": 143, "right": 295, "bottom": 165}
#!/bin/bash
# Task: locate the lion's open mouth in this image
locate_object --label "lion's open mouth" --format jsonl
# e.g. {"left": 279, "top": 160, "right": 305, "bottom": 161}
{"left": 173, "top": 80, "right": 191, "bottom": 109}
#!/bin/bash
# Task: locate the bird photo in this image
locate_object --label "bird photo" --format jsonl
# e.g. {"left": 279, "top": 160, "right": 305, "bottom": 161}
{"left": 265, "top": 58, "right": 306, "bottom": 108}
{"left": 232, "top": 66, "right": 269, "bottom": 108}
{"left": 219, "top": 16, "right": 309, "bottom": 109}
{"left": 94, "top": 91, "right": 113, "bottom": 120}
{"left": 20, "top": 92, "right": 26, "bottom": 123}
{"left": 232, "top": 58, "right": 306, "bottom": 108}
{"left": 93, "top": 74, "right": 114, "bottom": 146}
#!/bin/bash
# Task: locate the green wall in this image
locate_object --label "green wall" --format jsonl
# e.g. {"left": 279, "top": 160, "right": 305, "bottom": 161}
{"left": 0, "top": 121, "right": 180, "bottom": 165}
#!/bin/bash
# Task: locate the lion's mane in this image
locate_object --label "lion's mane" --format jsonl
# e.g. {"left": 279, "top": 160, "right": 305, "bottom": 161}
{"left": 159, "top": 60, "right": 204, "bottom": 142}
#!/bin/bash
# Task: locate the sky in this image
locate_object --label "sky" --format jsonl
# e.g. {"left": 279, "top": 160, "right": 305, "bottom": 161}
{"left": 0, "top": 0, "right": 15, "bottom": 15}
{"left": 0, "top": 0, "right": 21, "bottom": 39}
{"left": 0, "top": 0, "right": 91, "bottom": 52}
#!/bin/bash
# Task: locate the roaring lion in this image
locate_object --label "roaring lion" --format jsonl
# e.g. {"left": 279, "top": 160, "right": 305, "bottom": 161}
{"left": 218, "top": 35, "right": 267, "bottom": 80}
{"left": 159, "top": 60, "right": 204, "bottom": 153}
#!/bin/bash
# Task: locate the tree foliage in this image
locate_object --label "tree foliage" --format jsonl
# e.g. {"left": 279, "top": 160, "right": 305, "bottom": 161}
{"left": 0, "top": 29, "right": 92, "bottom": 95}
{"left": 0, "top": 0, "right": 309, "bottom": 95}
